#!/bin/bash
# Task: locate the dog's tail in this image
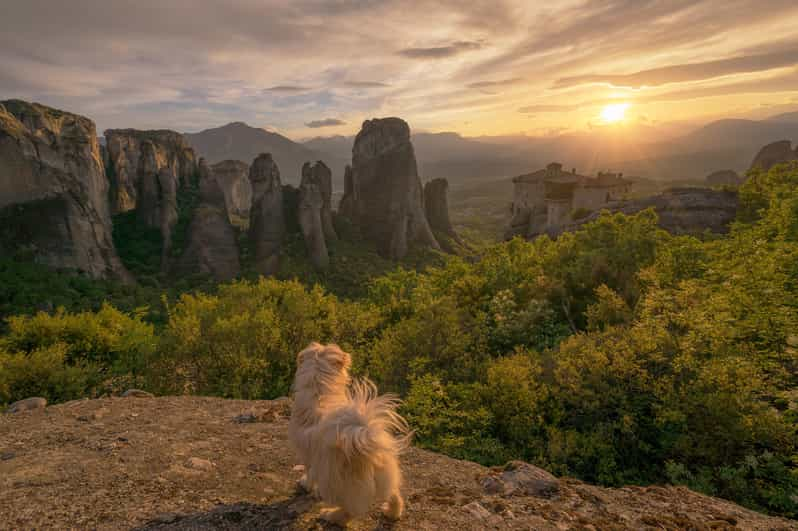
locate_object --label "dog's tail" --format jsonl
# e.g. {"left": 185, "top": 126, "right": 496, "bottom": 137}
{"left": 335, "top": 378, "right": 411, "bottom": 462}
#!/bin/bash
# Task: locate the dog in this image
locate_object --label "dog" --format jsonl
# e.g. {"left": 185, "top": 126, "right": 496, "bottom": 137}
{"left": 288, "top": 342, "right": 410, "bottom": 526}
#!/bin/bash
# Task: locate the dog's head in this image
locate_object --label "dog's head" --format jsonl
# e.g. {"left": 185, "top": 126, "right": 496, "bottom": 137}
{"left": 293, "top": 342, "right": 352, "bottom": 395}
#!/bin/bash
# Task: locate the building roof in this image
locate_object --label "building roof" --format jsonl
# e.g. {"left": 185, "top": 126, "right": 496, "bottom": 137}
{"left": 583, "top": 172, "right": 633, "bottom": 188}
{"left": 513, "top": 162, "right": 587, "bottom": 184}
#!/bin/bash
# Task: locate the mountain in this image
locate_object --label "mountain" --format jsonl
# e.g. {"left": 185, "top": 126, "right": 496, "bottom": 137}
{"left": 766, "top": 111, "right": 798, "bottom": 123}
{"left": 185, "top": 122, "right": 346, "bottom": 186}
{"left": 2, "top": 395, "right": 793, "bottom": 530}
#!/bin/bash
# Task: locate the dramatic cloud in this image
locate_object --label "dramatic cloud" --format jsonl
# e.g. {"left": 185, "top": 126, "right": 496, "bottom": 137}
{"left": 1, "top": 0, "right": 797, "bottom": 137}
{"left": 305, "top": 118, "right": 346, "bottom": 128}
{"left": 398, "top": 41, "right": 483, "bottom": 59}
{"left": 554, "top": 49, "right": 798, "bottom": 88}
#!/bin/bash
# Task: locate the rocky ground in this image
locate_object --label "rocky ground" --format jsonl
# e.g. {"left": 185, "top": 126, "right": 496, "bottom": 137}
{"left": 1, "top": 395, "right": 796, "bottom": 530}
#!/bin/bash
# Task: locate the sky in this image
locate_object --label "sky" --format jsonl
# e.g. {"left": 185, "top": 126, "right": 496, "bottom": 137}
{"left": 3, "top": 0, "right": 798, "bottom": 140}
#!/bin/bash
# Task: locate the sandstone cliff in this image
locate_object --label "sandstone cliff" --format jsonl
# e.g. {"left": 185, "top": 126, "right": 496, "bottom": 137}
{"left": 211, "top": 160, "right": 251, "bottom": 221}
{"left": 104, "top": 129, "right": 198, "bottom": 265}
{"left": 553, "top": 188, "right": 738, "bottom": 237}
{"left": 248, "top": 153, "right": 285, "bottom": 275}
{"left": 423, "top": 177, "right": 461, "bottom": 250}
{"left": 297, "top": 161, "right": 338, "bottom": 270}
{"left": 0, "top": 100, "right": 130, "bottom": 281}
{"left": 176, "top": 160, "right": 241, "bottom": 281}
{"left": 0, "top": 396, "right": 794, "bottom": 530}
{"left": 301, "top": 161, "right": 336, "bottom": 242}
{"left": 339, "top": 118, "right": 440, "bottom": 259}
{"left": 749, "top": 140, "right": 798, "bottom": 172}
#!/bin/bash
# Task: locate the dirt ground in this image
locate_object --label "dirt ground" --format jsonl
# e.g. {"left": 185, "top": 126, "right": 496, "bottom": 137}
{"left": 1, "top": 395, "right": 795, "bottom": 530}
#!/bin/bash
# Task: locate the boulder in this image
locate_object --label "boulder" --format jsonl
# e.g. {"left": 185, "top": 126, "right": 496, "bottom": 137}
{"left": 211, "top": 159, "right": 251, "bottom": 220}
{"left": 297, "top": 169, "right": 329, "bottom": 270}
{"left": 0, "top": 100, "right": 130, "bottom": 281}
{"left": 176, "top": 160, "right": 241, "bottom": 281}
{"left": 6, "top": 397, "right": 47, "bottom": 414}
{"left": 340, "top": 118, "right": 440, "bottom": 259}
{"left": 749, "top": 140, "right": 797, "bottom": 172}
{"left": 301, "top": 161, "right": 337, "bottom": 242}
{"left": 480, "top": 461, "right": 560, "bottom": 497}
{"left": 248, "top": 153, "right": 284, "bottom": 275}
{"left": 423, "top": 177, "right": 461, "bottom": 250}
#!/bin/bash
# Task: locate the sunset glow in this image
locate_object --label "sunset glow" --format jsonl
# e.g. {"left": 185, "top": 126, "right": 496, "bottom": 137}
{"left": 600, "top": 103, "right": 630, "bottom": 123}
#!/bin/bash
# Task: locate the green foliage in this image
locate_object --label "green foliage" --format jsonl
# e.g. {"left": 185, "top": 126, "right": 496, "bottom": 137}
{"left": 112, "top": 210, "right": 163, "bottom": 278}
{"left": 571, "top": 207, "right": 592, "bottom": 220}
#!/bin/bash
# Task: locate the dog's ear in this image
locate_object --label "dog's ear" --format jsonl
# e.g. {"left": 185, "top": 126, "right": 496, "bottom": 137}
{"left": 323, "top": 345, "right": 351, "bottom": 372}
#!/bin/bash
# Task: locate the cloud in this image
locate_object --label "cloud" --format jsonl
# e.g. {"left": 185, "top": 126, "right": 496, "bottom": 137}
{"left": 343, "top": 81, "right": 390, "bottom": 88}
{"left": 264, "top": 85, "right": 312, "bottom": 94}
{"left": 554, "top": 49, "right": 798, "bottom": 89}
{"left": 305, "top": 118, "right": 346, "bottom": 128}
{"left": 467, "top": 78, "right": 522, "bottom": 89}
{"left": 398, "top": 40, "right": 483, "bottom": 59}
{"left": 518, "top": 104, "right": 578, "bottom": 113}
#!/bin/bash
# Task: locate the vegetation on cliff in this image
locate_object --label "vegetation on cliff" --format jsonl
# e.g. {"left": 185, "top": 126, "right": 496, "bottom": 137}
{"left": 2, "top": 163, "right": 798, "bottom": 517}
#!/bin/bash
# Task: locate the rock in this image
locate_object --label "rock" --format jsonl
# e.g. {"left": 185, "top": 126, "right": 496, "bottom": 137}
{"left": 121, "top": 389, "right": 154, "bottom": 398}
{"left": 301, "top": 161, "right": 337, "bottom": 241}
{"left": 185, "top": 457, "right": 216, "bottom": 471}
{"left": 749, "top": 140, "right": 797, "bottom": 172}
{"left": 340, "top": 118, "right": 440, "bottom": 259}
{"left": 6, "top": 397, "right": 47, "bottom": 414}
{"left": 0, "top": 100, "right": 130, "bottom": 281}
{"left": 338, "top": 164, "right": 356, "bottom": 220}
{"left": 424, "top": 177, "right": 461, "bottom": 250}
{"left": 211, "top": 159, "right": 251, "bottom": 220}
{"left": 546, "top": 188, "right": 738, "bottom": 238}
{"left": 248, "top": 153, "right": 284, "bottom": 275}
{"left": 176, "top": 160, "right": 241, "bottom": 281}
{"left": 462, "top": 501, "right": 491, "bottom": 520}
{"left": 233, "top": 412, "right": 258, "bottom": 424}
{"left": 0, "top": 452, "right": 15, "bottom": 461}
{"left": 297, "top": 162, "right": 331, "bottom": 270}
{"left": 497, "top": 461, "right": 559, "bottom": 497}
{"left": 705, "top": 169, "right": 743, "bottom": 186}
{"left": 104, "top": 128, "right": 197, "bottom": 265}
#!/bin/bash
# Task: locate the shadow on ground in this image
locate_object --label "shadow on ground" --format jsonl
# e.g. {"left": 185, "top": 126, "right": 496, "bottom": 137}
{"left": 134, "top": 493, "right": 399, "bottom": 531}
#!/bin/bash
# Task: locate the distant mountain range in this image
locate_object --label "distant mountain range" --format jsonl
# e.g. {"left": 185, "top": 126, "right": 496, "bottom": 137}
{"left": 184, "top": 122, "right": 347, "bottom": 186}
{"left": 183, "top": 112, "right": 798, "bottom": 190}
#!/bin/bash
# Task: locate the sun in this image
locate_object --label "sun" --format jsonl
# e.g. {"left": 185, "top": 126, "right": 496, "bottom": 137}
{"left": 600, "top": 103, "right": 630, "bottom": 123}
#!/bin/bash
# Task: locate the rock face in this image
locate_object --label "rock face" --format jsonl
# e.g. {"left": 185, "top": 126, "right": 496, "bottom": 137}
{"left": 749, "top": 140, "right": 798, "bottom": 172}
{"left": 104, "top": 129, "right": 198, "bottom": 263}
{"left": 297, "top": 162, "right": 336, "bottom": 270}
{"left": 0, "top": 100, "right": 130, "bottom": 281}
{"left": 559, "top": 188, "right": 738, "bottom": 236}
{"left": 340, "top": 118, "right": 440, "bottom": 259}
{"left": 211, "top": 160, "right": 251, "bottom": 220}
{"left": 706, "top": 169, "right": 743, "bottom": 186}
{"left": 176, "top": 159, "right": 240, "bottom": 281}
{"left": 423, "top": 178, "right": 460, "bottom": 249}
{"left": 0, "top": 395, "right": 793, "bottom": 530}
{"left": 248, "top": 153, "right": 284, "bottom": 275}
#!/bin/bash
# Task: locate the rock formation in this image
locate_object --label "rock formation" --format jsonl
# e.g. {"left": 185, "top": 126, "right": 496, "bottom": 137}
{"left": 297, "top": 171, "right": 329, "bottom": 270}
{"left": 339, "top": 118, "right": 440, "bottom": 259}
{"left": 176, "top": 159, "right": 240, "bottom": 281}
{"left": 104, "top": 129, "right": 198, "bottom": 264}
{"left": 1, "top": 395, "right": 793, "bottom": 530}
{"left": 705, "top": 169, "right": 743, "bottom": 186}
{"left": 248, "top": 153, "right": 284, "bottom": 275}
{"left": 0, "top": 99, "right": 130, "bottom": 281}
{"left": 552, "top": 188, "right": 738, "bottom": 237}
{"left": 104, "top": 129, "right": 197, "bottom": 214}
{"left": 301, "top": 161, "right": 336, "bottom": 242}
{"left": 423, "top": 177, "right": 460, "bottom": 250}
{"left": 211, "top": 160, "right": 251, "bottom": 221}
{"left": 749, "top": 140, "right": 798, "bottom": 172}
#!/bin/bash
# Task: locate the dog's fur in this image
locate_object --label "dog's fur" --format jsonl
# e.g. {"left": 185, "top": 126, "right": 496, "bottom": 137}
{"left": 288, "top": 342, "right": 409, "bottom": 525}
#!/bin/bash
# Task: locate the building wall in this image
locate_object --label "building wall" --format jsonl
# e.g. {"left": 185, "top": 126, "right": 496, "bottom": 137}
{"left": 546, "top": 198, "right": 572, "bottom": 227}
{"left": 573, "top": 187, "right": 609, "bottom": 211}
{"left": 512, "top": 180, "right": 545, "bottom": 218}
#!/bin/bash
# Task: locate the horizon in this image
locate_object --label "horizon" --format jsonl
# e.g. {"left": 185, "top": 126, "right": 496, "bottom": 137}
{"left": 3, "top": 1, "right": 798, "bottom": 139}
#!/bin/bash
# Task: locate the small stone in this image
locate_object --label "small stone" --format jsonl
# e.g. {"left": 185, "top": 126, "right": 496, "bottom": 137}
{"left": 234, "top": 412, "right": 258, "bottom": 424}
{"left": 292, "top": 464, "right": 305, "bottom": 472}
{"left": 121, "top": 389, "right": 154, "bottom": 398}
{"left": 462, "top": 501, "right": 491, "bottom": 520}
{"left": 480, "top": 475, "right": 505, "bottom": 495}
{"left": 154, "top": 513, "right": 180, "bottom": 523}
{"left": 185, "top": 457, "right": 216, "bottom": 471}
{"left": 1, "top": 452, "right": 16, "bottom": 461}
{"left": 6, "top": 397, "right": 47, "bottom": 414}
{"left": 499, "top": 461, "right": 559, "bottom": 497}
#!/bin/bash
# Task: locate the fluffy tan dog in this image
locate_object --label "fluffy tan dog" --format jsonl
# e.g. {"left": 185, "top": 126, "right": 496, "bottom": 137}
{"left": 288, "top": 342, "right": 410, "bottom": 526}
